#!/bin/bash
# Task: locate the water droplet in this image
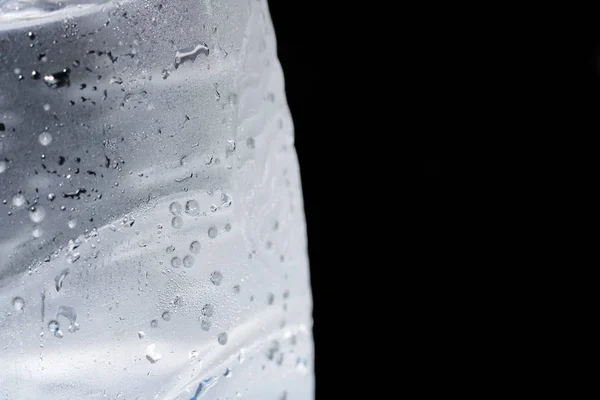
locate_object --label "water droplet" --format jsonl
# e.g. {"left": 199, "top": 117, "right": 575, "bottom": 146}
{"left": 138, "top": 331, "right": 145, "bottom": 339}
{"left": 150, "top": 319, "right": 158, "bottom": 328}
{"left": 174, "top": 43, "right": 209, "bottom": 69}
{"left": 201, "top": 304, "right": 214, "bottom": 317}
{"left": 0, "top": 161, "right": 6, "bottom": 173}
{"left": 12, "top": 194, "right": 25, "bottom": 207}
{"left": 29, "top": 206, "right": 45, "bottom": 223}
{"left": 54, "top": 268, "right": 70, "bottom": 292}
{"left": 171, "top": 257, "right": 182, "bottom": 268}
{"left": 32, "top": 225, "right": 43, "bottom": 238}
{"left": 190, "top": 241, "right": 201, "bottom": 253}
{"left": 238, "top": 349, "right": 246, "bottom": 363}
{"left": 171, "top": 216, "right": 183, "bottom": 229}
{"left": 217, "top": 332, "right": 228, "bottom": 345}
{"left": 201, "top": 319, "right": 211, "bottom": 331}
{"left": 12, "top": 297, "right": 25, "bottom": 312}
{"left": 57, "top": 305, "right": 79, "bottom": 332}
{"left": 44, "top": 68, "right": 70, "bottom": 88}
{"left": 185, "top": 199, "right": 200, "bottom": 216}
{"left": 48, "top": 320, "right": 59, "bottom": 333}
{"left": 246, "top": 137, "right": 255, "bottom": 149}
{"left": 146, "top": 343, "right": 162, "bottom": 363}
{"left": 225, "top": 140, "right": 236, "bottom": 157}
{"left": 208, "top": 226, "right": 218, "bottom": 239}
{"left": 169, "top": 201, "right": 182, "bottom": 215}
{"left": 220, "top": 192, "right": 232, "bottom": 207}
{"left": 183, "top": 255, "right": 195, "bottom": 268}
{"left": 161, "top": 311, "right": 171, "bottom": 321}
{"left": 38, "top": 132, "right": 52, "bottom": 146}
{"left": 166, "top": 245, "right": 175, "bottom": 253}
{"left": 210, "top": 271, "right": 222, "bottom": 286}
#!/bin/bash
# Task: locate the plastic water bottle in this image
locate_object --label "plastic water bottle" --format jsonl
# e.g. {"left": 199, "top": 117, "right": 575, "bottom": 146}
{"left": 0, "top": 0, "right": 314, "bottom": 398}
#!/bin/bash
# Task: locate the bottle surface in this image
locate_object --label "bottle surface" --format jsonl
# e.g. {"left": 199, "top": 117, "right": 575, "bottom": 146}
{"left": 0, "top": 0, "right": 313, "bottom": 398}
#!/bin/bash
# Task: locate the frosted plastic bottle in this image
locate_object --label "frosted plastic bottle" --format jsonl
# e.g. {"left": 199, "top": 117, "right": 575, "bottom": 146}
{"left": 0, "top": 0, "right": 314, "bottom": 398}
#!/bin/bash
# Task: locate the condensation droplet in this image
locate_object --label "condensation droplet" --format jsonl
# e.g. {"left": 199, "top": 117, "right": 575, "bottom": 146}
{"left": 12, "top": 194, "right": 25, "bottom": 207}
{"left": 208, "top": 226, "right": 218, "bottom": 239}
{"left": 210, "top": 271, "right": 222, "bottom": 286}
{"left": 171, "top": 216, "right": 183, "bottom": 229}
{"left": 201, "top": 319, "right": 211, "bottom": 331}
{"left": 54, "top": 268, "right": 70, "bottom": 292}
{"left": 146, "top": 343, "right": 162, "bottom": 363}
{"left": 183, "top": 255, "right": 194, "bottom": 268}
{"left": 190, "top": 241, "right": 201, "bottom": 253}
{"left": 201, "top": 304, "right": 214, "bottom": 317}
{"left": 220, "top": 192, "right": 232, "bottom": 207}
{"left": 169, "top": 201, "right": 182, "bottom": 215}
{"left": 32, "top": 225, "right": 43, "bottom": 238}
{"left": 12, "top": 297, "right": 25, "bottom": 312}
{"left": 29, "top": 206, "right": 45, "bottom": 223}
{"left": 217, "top": 332, "right": 228, "bottom": 345}
{"left": 38, "top": 132, "right": 52, "bottom": 146}
{"left": 171, "top": 257, "right": 182, "bottom": 268}
{"left": 48, "top": 320, "right": 60, "bottom": 333}
{"left": 185, "top": 199, "right": 200, "bottom": 216}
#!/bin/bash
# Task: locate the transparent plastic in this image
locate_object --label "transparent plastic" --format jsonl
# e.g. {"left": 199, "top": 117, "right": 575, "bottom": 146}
{"left": 0, "top": 0, "right": 313, "bottom": 398}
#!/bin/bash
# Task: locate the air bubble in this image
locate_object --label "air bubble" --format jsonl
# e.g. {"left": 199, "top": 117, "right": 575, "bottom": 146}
{"left": 210, "top": 271, "right": 222, "bottom": 286}
{"left": 185, "top": 199, "right": 200, "bottom": 216}
{"left": 208, "top": 226, "right": 218, "bottom": 238}
{"left": 150, "top": 319, "right": 158, "bottom": 328}
{"left": 161, "top": 311, "right": 171, "bottom": 321}
{"left": 183, "top": 255, "right": 194, "bottom": 268}
{"left": 217, "top": 332, "right": 228, "bottom": 345}
{"left": 171, "top": 216, "right": 183, "bottom": 229}
{"left": 190, "top": 241, "right": 201, "bottom": 253}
